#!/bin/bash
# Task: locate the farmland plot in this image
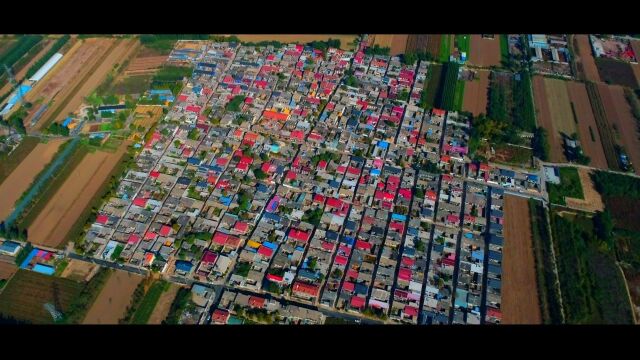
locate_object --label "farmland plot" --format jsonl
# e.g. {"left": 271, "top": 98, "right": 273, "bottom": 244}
{"left": 566, "top": 82, "right": 608, "bottom": 169}
{"left": 468, "top": 35, "right": 501, "bottom": 67}
{"left": 82, "top": 270, "right": 143, "bottom": 324}
{"left": 0, "top": 138, "right": 65, "bottom": 220}
{"left": 532, "top": 76, "right": 564, "bottom": 162}
{"left": 574, "top": 35, "right": 601, "bottom": 82}
{"left": 405, "top": 35, "right": 441, "bottom": 58}
{"left": 462, "top": 69, "right": 489, "bottom": 116}
{"left": 502, "top": 195, "right": 541, "bottom": 324}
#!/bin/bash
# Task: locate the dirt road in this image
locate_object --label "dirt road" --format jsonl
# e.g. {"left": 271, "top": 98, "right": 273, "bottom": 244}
{"left": 502, "top": 195, "right": 542, "bottom": 324}
{"left": 0, "top": 138, "right": 65, "bottom": 220}
{"left": 82, "top": 270, "right": 143, "bottom": 324}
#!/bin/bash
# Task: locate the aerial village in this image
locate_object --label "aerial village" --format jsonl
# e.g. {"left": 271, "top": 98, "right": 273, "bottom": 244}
{"left": 64, "top": 38, "right": 546, "bottom": 325}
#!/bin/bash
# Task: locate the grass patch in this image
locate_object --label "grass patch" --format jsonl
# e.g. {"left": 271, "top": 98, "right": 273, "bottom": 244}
{"left": 112, "top": 75, "right": 153, "bottom": 95}
{"left": 547, "top": 167, "right": 584, "bottom": 205}
{"left": 500, "top": 35, "right": 509, "bottom": 64}
{"left": 453, "top": 79, "right": 465, "bottom": 111}
{"left": 455, "top": 34, "right": 470, "bottom": 54}
{"left": 163, "top": 287, "right": 192, "bottom": 324}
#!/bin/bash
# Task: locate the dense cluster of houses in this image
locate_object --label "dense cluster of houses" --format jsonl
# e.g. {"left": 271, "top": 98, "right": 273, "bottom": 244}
{"left": 78, "top": 39, "right": 533, "bottom": 324}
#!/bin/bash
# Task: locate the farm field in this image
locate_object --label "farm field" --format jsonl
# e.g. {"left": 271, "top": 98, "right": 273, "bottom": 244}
{"left": 423, "top": 64, "right": 443, "bottom": 109}
{"left": 492, "top": 143, "right": 533, "bottom": 168}
{"left": 60, "top": 259, "right": 97, "bottom": 282}
{"left": 552, "top": 212, "right": 634, "bottom": 324}
{"left": 564, "top": 168, "right": 605, "bottom": 213}
{"left": 82, "top": 269, "right": 143, "bottom": 324}
{"left": 405, "top": 35, "right": 441, "bottom": 58}
{"left": 0, "top": 269, "right": 83, "bottom": 324}
{"left": 437, "top": 62, "right": 460, "bottom": 111}
{"left": 23, "top": 39, "right": 110, "bottom": 129}
{"left": 574, "top": 35, "right": 601, "bottom": 82}
{"left": 133, "top": 105, "right": 163, "bottom": 128}
{"left": 147, "top": 282, "right": 181, "bottom": 324}
{"left": 532, "top": 75, "right": 564, "bottom": 162}
{"left": 0, "top": 138, "right": 65, "bottom": 221}
{"left": 27, "top": 143, "right": 128, "bottom": 248}
{"left": 502, "top": 195, "right": 541, "bottom": 324}
{"left": 544, "top": 78, "right": 577, "bottom": 141}
{"left": 468, "top": 35, "right": 501, "bottom": 67}
{"left": 234, "top": 35, "right": 358, "bottom": 50}
{"left": 462, "top": 69, "right": 489, "bottom": 116}
{"left": 41, "top": 38, "right": 138, "bottom": 129}
{"left": 595, "top": 58, "right": 638, "bottom": 88}
{"left": 598, "top": 83, "right": 640, "bottom": 175}
{"left": 439, "top": 35, "right": 453, "bottom": 62}
{"left": 0, "top": 136, "right": 40, "bottom": 185}
{"left": 124, "top": 55, "right": 167, "bottom": 76}
{"left": 566, "top": 82, "right": 608, "bottom": 169}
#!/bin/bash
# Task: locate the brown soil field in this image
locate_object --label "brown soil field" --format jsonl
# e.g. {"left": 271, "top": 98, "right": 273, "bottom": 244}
{"left": 564, "top": 168, "right": 605, "bottom": 212}
{"left": 0, "top": 262, "right": 17, "bottom": 281}
{"left": 468, "top": 35, "right": 501, "bottom": 67}
{"left": 532, "top": 76, "right": 564, "bottom": 162}
{"left": 0, "top": 39, "right": 55, "bottom": 95}
{"left": 0, "top": 138, "right": 65, "bottom": 220}
{"left": 125, "top": 55, "right": 167, "bottom": 75}
{"left": 133, "top": 105, "right": 163, "bottom": 128}
{"left": 501, "top": 195, "right": 542, "bottom": 324}
{"left": 598, "top": 83, "right": 640, "bottom": 175}
{"left": 372, "top": 35, "right": 394, "bottom": 48}
{"left": 631, "top": 40, "right": 640, "bottom": 86}
{"left": 60, "top": 259, "right": 97, "bottom": 282}
{"left": 390, "top": 35, "right": 408, "bottom": 56}
{"left": 574, "top": 35, "right": 601, "bottom": 82}
{"left": 40, "top": 39, "right": 138, "bottom": 128}
{"left": 566, "top": 82, "right": 608, "bottom": 169}
{"left": 28, "top": 143, "right": 128, "bottom": 247}
{"left": 82, "top": 270, "right": 143, "bottom": 324}
{"left": 234, "top": 35, "right": 358, "bottom": 50}
{"left": 544, "top": 78, "right": 577, "bottom": 138}
{"left": 462, "top": 70, "right": 489, "bottom": 116}
{"left": 147, "top": 282, "right": 181, "bottom": 324}
{"left": 405, "top": 35, "right": 441, "bottom": 57}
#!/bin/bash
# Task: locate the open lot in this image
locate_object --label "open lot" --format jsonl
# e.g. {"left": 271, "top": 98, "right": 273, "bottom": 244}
{"left": 234, "top": 35, "right": 358, "bottom": 50}
{"left": 564, "top": 168, "right": 605, "bottom": 213}
{"left": 462, "top": 69, "right": 489, "bottom": 116}
{"left": 574, "top": 35, "right": 601, "bottom": 82}
{"left": 598, "top": 83, "right": 640, "bottom": 175}
{"left": 0, "top": 138, "right": 65, "bottom": 221}
{"left": 60, "top": 259, "right": 98, "bottom": 282}
{"left": 147, "top": 282, "right": 181, "bottom": 324}
{"left": 27, "top": 143, "right": 128, "bottom": 248}
{"left": 502, "top": 195, "right": 541, "bottom": 324}
{"left": 566, "top": 81, "right": 608, "bottom": 169}
{"left": 82, "top": 269, "right": 143, "bottom": 324}
{"left": 468, "top": 35, "right": 501, "bottom": 67}
{"left": 0, "top": 269, "right": 83, "bottom": 324}
{"left": 532, "top": 75, "right": 564, "bottom": 162}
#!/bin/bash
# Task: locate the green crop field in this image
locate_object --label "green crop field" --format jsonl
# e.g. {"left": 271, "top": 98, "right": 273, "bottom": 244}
{"left": 439, "top": 35, "right": 451, "bottom": 63}
{"left": 437, "top": 62, "right": 460, "bottom": 111}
